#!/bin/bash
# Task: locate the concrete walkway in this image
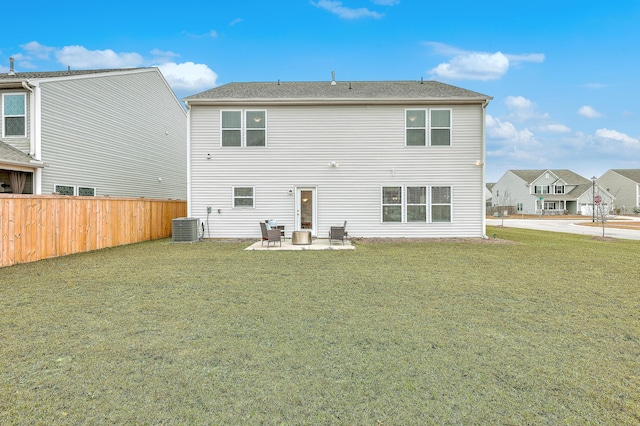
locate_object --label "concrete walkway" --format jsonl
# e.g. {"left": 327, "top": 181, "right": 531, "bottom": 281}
{"left": 245, "top": 238, "right": 355, "bottom": 251}
{"left": 486, "top": 215, "right": 640, "bottom": 240}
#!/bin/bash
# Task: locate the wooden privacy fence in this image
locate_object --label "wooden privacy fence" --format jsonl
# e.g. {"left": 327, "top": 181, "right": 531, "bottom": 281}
{"left": 1, "top": 195, "right": 187, "bottom": 268}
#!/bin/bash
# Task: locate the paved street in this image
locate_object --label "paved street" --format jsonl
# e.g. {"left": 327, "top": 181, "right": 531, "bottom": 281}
{"left": 486, "top": 216, "right": 640, "bottom": 240}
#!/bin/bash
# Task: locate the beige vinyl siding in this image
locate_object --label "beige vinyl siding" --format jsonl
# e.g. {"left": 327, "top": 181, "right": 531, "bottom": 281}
{"left": 190, "top": 103, "right": 485, "bottom": 238}
{"left": 38, "top": 70, "right": 186, "bottom": 198}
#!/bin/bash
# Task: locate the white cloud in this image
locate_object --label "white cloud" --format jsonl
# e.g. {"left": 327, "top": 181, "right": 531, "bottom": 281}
{"left": 229, "top": 18, "right": 243, "bottom": 26}
{"left": 486, "top": 115, "right": 517, "bottom": 140}
{"left": 56, "top": 45, "right": 143, "bottom": 68}
{"left": 578, "top": 105, "right": 603, "bottom": 119}
{"left": 505, "top": 95, "right": 532, "bottom": 110}
{"left": 425, "top": 42, "right": 544, "bottom": 81}
{"left": 430, "top": 51, "right": 509, "bottom": 81}
{"left": 537, "top": 124, "right": 571, "bottom": 133}
{"left": 21, "top": 41, "right": 55, "bottom": 60}
{"left": 595, "top": 129, "right": 640, "bottom": 148}
{"left": 157, "top": 62, "right": 218, "bottom": 91}
{"left": 372, "top": 0, "right": 399, "bottom": 5}
{"left": 311, "top": 0, "right": 383, "bottom": 19}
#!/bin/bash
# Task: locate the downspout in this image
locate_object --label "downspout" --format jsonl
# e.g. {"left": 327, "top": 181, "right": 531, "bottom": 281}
{"left": 185, "top": 101, "right": 192, "bottom": 217}
{"left": 21, "top": 80, "right": 43, "bottom": 194}
{"left": 481, "top": 98, "right": 491, "bottom": 238}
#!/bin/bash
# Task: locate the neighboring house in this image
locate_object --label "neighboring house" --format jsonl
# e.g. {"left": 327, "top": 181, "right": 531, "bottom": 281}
{"left": 597, "top": 169, "right": 640, "bottom": 213}
{"left": 0, "top": 60, "right": 187, "bottom": 198}
{"left": 485, "top": 183, "right": 495, "bottom": 207}
{"left": 492, "top": 169, "right": 615, "bottom": 215}
{"left": 184, "top": 78, "right": 492, "bottom": 238}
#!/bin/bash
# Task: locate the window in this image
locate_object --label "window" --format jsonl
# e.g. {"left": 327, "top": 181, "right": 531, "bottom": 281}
{"left": 517, "top": 203, "right": 523, "bottom": 212}
{"left": 431, "top": 186, "right": 452, "bottom": 222}
{"left": 430, "top": 109, "right": 451, "bottom": 146}
{"left": 54, "top": 185, "right": 96, "bottom": 196}
{"left": 405, "top": 109, "right": 451, "bottom": 146}
{"left": 221, "top": 110, "right": 266, "bottom": 147}
{"left": 381, "top": 185, "right": 448, "bottom": 223}
{"left": 406, "top": 186, "right": 427, "bottom": 222}
{"left": 78, "top": 187, "right": 96, "bottom": 196}
{"left": 406, "top": 110, "right": 426, "bottom": 146}
{"left": 3, "top": 93, "right": 26, "bottom": 137}
{"left": 534, "top": 185, "right": 549, "bottom": 194}
{"left": 382, "top": 187, "right": 402, "bottom": 222}
{"left": 554, "top": 185, "right": 565, "bottom": 194}
{"left": 55, "top": 185, "right": 75, "bottom": 195}
{"left": 233, "top": 187, "right": 254, "bottom": 208}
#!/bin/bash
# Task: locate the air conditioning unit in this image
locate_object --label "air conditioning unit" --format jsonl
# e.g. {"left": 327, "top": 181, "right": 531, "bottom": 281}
{"left": 172, "top": 217, "right": 200, "bottom": 243}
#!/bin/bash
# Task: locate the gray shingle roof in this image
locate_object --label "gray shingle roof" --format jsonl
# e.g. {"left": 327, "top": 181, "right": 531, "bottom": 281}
{"left": 610, "top": 169, "right": 640, "bottom": 183}
{"left": 184, "top": 80, "right": 492, "bottom": 102}
{"left": 0, "top": 68, "right": 149, "bottom": 81}
{"left": 0, "top": 141, "right": 42, "bottom": 167}
{"left": 510, "top": 169, "right": 591, "bottom": 185}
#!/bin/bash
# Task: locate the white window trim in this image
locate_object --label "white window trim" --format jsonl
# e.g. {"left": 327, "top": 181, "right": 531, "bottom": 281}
{"left": 381, "top": 185, "right": 451, "bottom": 223}
{"left": 430, "top": 108, "right": 452, "bottom": 147}
{"left": 232, "top": 186, "right": 255, "bottom": 208}
{"left": 404, "top": 108, "right": 452, "bottom": 147}
{"left": 54, "top": 184, "right": 76, "bottom": 196}
{"left": 220, "top": 110, "right": 267, "bottom": 148}
{"left": 431, "top": 186, "right": 453, "bottom": 223}
{"left": 2, "top": 92, "right": 27, "bottom": 138}
{"left": 53, "top": 184, "right": 96, "bottom": 196}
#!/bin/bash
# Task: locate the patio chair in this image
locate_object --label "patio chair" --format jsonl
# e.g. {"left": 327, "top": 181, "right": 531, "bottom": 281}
{"left": 329, "top": 221, "right": 348, "bottom": 245}
{"left": 260, "top": 222, "right": 282, "bottom": 247}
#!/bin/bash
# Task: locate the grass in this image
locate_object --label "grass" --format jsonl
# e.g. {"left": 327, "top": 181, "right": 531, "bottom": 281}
{"left": 1, "top": 227, "right": 639, "bottom": 424}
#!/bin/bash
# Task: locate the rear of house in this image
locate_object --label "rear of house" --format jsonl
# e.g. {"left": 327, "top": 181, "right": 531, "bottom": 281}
{"left": 185, "top": 79, "right": 491, "bottom": 239}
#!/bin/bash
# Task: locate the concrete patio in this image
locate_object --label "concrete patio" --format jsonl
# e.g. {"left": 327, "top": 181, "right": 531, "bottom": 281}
{"left": 245, "top": 238, "right": 355, "bottom": 251}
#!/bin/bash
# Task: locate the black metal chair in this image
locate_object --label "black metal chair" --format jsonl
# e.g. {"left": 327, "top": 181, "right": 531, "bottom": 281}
{"left": 260, "top": 222, "right": 281, "bottom": 247}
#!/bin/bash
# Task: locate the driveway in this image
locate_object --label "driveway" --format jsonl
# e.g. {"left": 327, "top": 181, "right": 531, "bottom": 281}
{"left": 486, "top": 216, "right": 640, "bottom": 240}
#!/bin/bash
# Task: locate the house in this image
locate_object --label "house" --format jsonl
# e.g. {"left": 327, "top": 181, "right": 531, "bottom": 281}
{"left": 492, "top": 169, "right": 615, "bottom": 215}
{"left": 184, "top": 78, "right": 492, "bottom": 238}
{"left": 0, "top": 59, "right": 187, "bottom": 198}
{"left": 597, "top": 169, "right": 640, "bottom": 214}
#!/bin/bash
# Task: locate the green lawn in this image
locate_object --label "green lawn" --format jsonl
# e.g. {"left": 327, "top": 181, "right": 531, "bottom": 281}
{"left": 1, "top": 227, "right": 639, "bottom": 424}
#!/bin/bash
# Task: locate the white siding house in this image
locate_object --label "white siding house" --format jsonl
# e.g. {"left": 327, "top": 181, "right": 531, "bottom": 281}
{"left": 597, "top": 169, "right": 640, "bottom": 213}
{"left": 0, "top": 63, "right": 187, "bottom": 198}
{"left": 184, "top": 79, "right": 491, "bottom": 239}
{"left": 492, "top": 169, "right": 615, "bottom": 215}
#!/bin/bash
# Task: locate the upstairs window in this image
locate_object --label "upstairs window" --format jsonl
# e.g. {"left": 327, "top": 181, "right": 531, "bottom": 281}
{"left": 430, "top": 109, "right": 451, "bottom": 146}
{"left": 405, "top": 108, "right": 451, "bottom": 146}
{"left": 554, "top": 185, "right": 565, "bottom": 194}
{"left": 534, "top": 185, "right": 550, "bottom": 194}
{"left": 221, "top": 110, "right": 266, "bottom": 147}
{"left": 2, "top": 93, "right": 26, "bottom": 137}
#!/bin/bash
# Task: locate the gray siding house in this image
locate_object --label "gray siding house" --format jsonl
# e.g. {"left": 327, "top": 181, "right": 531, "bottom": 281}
{"left": 0, "top": 63, "right": 187, "bottom": 198}
{"left": 184, "top": 79, "right": 492, "bottom": 239}
{"left": 492, "top": 169, "right": 615, "bottom": 215}
{"left": 597, "top": 169, "right": 640, "bottom": 213}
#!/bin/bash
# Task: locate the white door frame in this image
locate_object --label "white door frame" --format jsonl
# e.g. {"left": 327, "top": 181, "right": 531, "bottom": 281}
{"left": 295, "top": 187, "right": 317, "bottom": 236}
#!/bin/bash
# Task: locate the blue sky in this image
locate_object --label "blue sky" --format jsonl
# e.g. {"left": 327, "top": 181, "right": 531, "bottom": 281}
{"left": 2, "top": 0, "right": 639, "bottom": 182}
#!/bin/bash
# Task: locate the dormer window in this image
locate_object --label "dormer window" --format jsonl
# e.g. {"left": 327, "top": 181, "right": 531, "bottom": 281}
{"left": 554, "top": 185, "right": 565, "bottom": 194}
